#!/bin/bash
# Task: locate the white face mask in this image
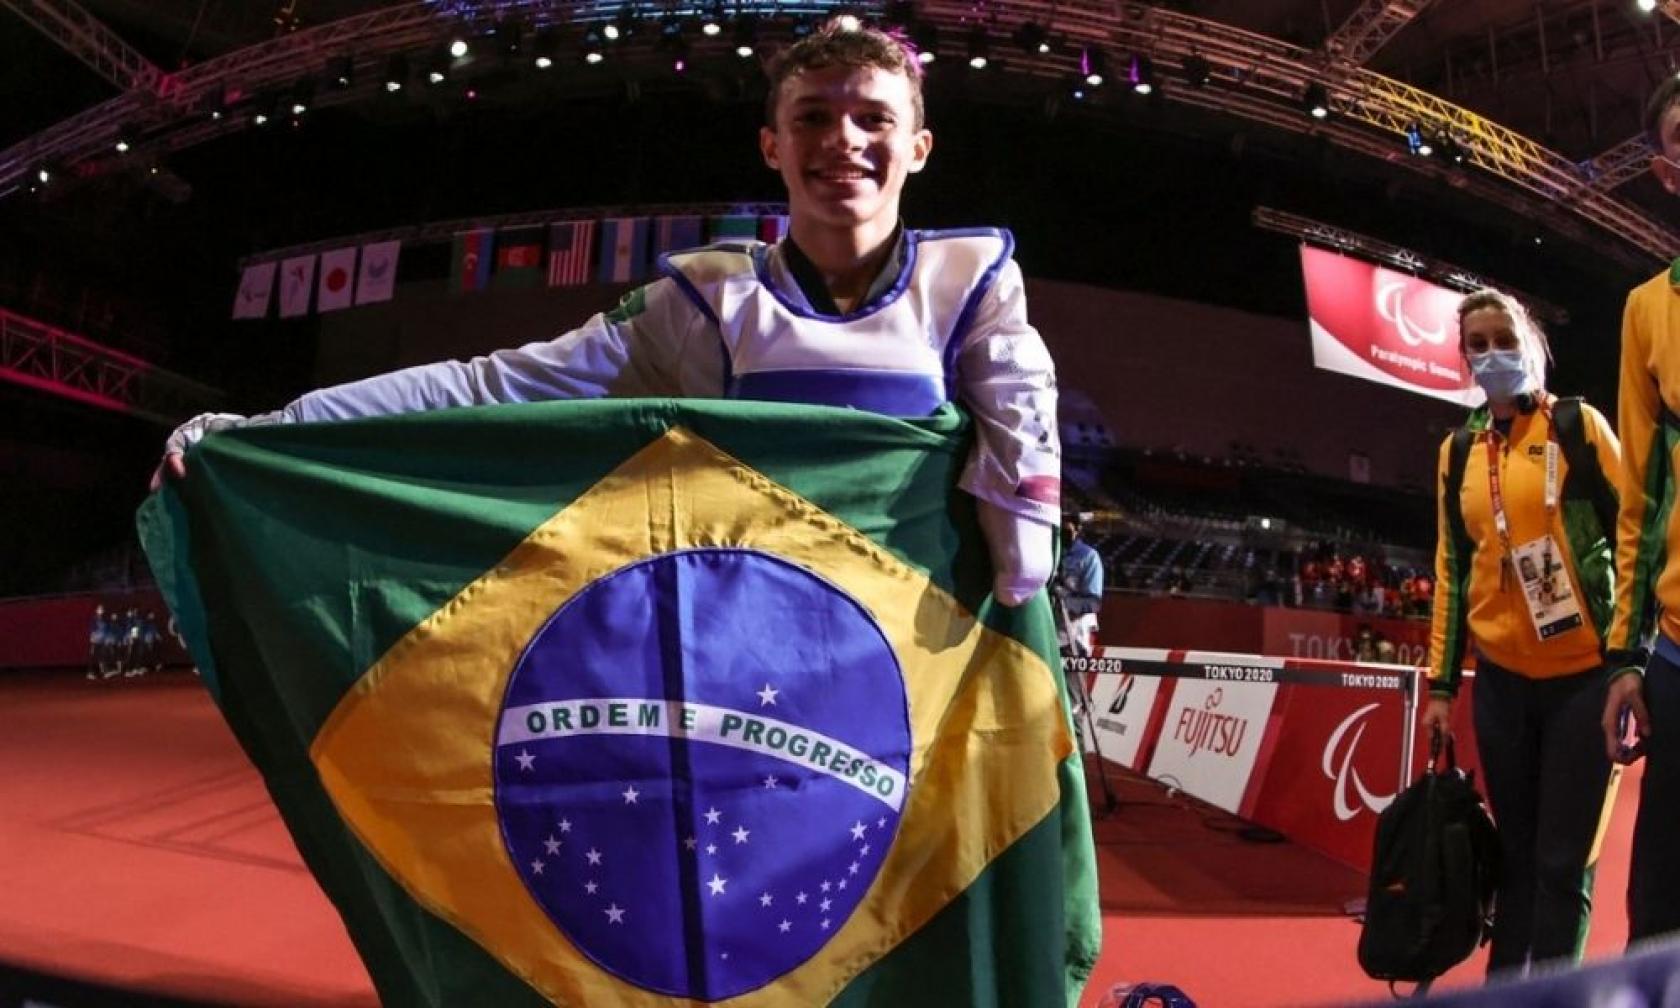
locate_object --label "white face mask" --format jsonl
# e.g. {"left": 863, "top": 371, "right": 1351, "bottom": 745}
{"left": 1467, "top": 349, "right": 1532, "bottom": 403}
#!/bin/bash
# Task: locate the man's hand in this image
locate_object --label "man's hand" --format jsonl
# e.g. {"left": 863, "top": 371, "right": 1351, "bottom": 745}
{"left": 149, "top": 412, "right": 249, "bottom": 491}
{"left": 1421, "top": 696, "right": 1453, "bottom": 744}
{"left": 1603, "top": 669, "right": 1651, "bottom": 764}
{"left": 976, "top": 500, "right": 1053, "bottom": 607}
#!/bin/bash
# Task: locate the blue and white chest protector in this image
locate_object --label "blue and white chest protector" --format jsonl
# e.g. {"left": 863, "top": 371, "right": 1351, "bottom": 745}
{"left": 273, "top": 228, "right": 1061, "bottom": 526}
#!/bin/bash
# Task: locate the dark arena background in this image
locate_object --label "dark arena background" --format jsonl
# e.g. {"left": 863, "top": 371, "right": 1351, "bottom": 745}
{"left": 2, "top": 1, "right": 1678, "bottom": 1006}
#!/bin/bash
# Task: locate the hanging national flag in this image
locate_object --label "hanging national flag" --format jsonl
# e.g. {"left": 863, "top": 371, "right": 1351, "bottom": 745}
{"left": 355, "top": 240, "right": 402, "bottom": 306}
{"left": 652, "top": 215, "right": 704, "bottom": 258}
{"left": 708, "top": 214, "right": 759, "bottom": 243}
{"left": 759, "top": 215, "right": 791, "bottom": 244}
{"left": 316, "top": 247, "right": 358, "bottom": 312}
{"left": 546, "top": 220, "right": 596, "bottom": 287}
{"left": 494, "top": 225, "right": 546, "bottom": 289}
{"left": 450, "top": 228, "right": 494, "bottom": 294}
{"left": 139, "top": 400, "right": 1101, "bottom": 1008}
{"left": 597, "top": 217, "right": 650, "bottom": 284}
{"left": 278, "top": 254, "right": 316, "bottom": 318}
{"left": 231, "top": 261, "right": 276, "bottom": 320}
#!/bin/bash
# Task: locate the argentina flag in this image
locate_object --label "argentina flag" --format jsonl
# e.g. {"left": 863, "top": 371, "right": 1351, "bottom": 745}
{"left": 138, "top": 399, "right": 1099, "bottom": 1006}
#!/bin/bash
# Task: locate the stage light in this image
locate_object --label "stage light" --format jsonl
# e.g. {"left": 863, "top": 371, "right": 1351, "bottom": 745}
{"left": 835, "top": 14, "right": 862, "bottom": 32}
{"left": 734, "top": 17, "right": 758, "bottom": 58}
{"left": 1013, "top": 22, "right": 1049, "bottom": 55}
{"left": 1183, "top": 52, "right": 1211, "bottom": 88}
{"left": 384, "top": 55, "right": 408, "bottom": 91}
{"left": 1128, "top": 53, "right": 1155, "bottom": 94}
{"left": 606, "top": 7, "right": 637, "bottom": 41}
{"left": 289, "top": 79, "right": 314, "bottom": 115}
{"left": 199, "top": 84, "right": 228, "bottom": 120}
{"left": 583, "top": 30, "right": 605, "bottom": 63}
{"left": 428, "top": 50, "right": 450, "bottom": 84}
{"left": 501, "top": 22, "right": 524, "bottom": 57}
{"left": 1303, "top": 81, "right": 1329, "bottom": 119}
{"left": 329, "top": 55, "right": 354, "bottom": 88}
{"left": 449, "top": 37, "right": 469, "bottom": 58}
{"left": 114, "top": 134, "right": 131, "bottom": 153}
{"left": 966, "top": 28, "right": 989, "bottom": 69}
{"left": 911, "top": 22, "right": 938, "bottom": 63}
{"left": 1439, "top": 132, "right": 1467, "bottom": 164}
{"left": 1081, "top": 48, "right": 1106, "bottom": 87}
{"left": 1405, "top": 121, "right": 1433, "bottom": 156}
{"left": 1638, "top": 0, "right": 1658, "bottom": 12}
{"left": 700, "top": 2, "right": 724, "bottom": 36}
{"left": 35, "top": 166, "right": 50, "bottom": 185}
{"left": 533, "top": 28, "right": 556, "bottom": 68}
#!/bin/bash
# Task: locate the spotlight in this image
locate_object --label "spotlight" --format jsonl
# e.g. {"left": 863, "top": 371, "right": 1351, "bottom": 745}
{"left": 114, "top": 134, "right": 132, "bottom": 153}
{"left": 252, "top": 97, "right": 272, "bottom": 126}
{"left": 911, "top": 22, "right": 938, "bottom": 63}
{"left": 428, "top": 50, "right": 450, "bottom": 84}
{"left": 1182, "top": 52, "right": 1210, "bottom": 88}
{"left": 449, "top": 37, "right": 469, "bottom": 58}
{"left": 501, "top": 22, "right": 524, "bottom": 57}
{"left": 289, "top": 79, "right": 314, "bottom": 116}
{"left": 966, "top": 28, "right": 989, "bottom": 69}
{"left": 1439, "top": 132, "right": 1467, "bottom": 164}
{"left": 199, "top": 83, "right": 228, "bottom": 120}
{"left": 533, "top": 27, "right": 556, "bottom": 68}
{"left": 1128, "top": 53, "right": 1155, "bottom": 94}
{"left": 1638, "top": 0, "right": 1658, "bottom": 12}
{"left": 583, "top": 29, "right": 605, "bottom": 63}
{"left": 700, "top": 2, "right": 724, "bottom": 36}
{"left": 734, "top": 17, "right": 758, "bottom": 58}
{"left": 384, "top": 55, "right": 408, "bottom": 91}
{"left": 1081, "top": 48, "right": 1106, "bottom": 87}
{"left": 835, "top": 13, "right": 862, "bottom": 33}
{"left": 1303, "top": 81, "right": 1329, "bottom": 119}
{"left": 606, "top": 7, "right": 637, "bottom": 41}
{"left": 329, "top": 55, "right": 354, "bottom": 89}
{"left": 35, "top": 166, "right": 50, "bottom": 185}
{"left": 1405, "top": 121, "right": 1433, "bottom": 156}
{"left": 1012, "top": 22, "right": 1048, "bottom": 55}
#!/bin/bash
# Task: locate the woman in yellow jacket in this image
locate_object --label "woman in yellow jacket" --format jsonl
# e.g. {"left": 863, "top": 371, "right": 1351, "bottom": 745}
{"left": 1423, "top": 288, "right": 1621, "bottom": 975}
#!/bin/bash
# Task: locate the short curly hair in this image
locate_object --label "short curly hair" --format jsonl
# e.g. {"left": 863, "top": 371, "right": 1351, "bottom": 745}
{"left": 763, "top": 19, "right": 925, "bottom": 129}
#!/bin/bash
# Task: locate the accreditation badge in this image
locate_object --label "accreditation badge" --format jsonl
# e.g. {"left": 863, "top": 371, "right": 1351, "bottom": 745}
{"left": 1511, "top": 534, "right": 1583, "bottom": 640}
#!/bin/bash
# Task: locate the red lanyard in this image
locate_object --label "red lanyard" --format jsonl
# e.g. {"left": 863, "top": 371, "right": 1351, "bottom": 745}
{"left": 1485, "top": 403, "right": 1559, "bottom": 588}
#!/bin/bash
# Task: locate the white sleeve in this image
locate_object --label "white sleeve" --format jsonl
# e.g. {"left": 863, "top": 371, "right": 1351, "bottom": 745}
{"left": 955, "top": 258, "right": 1061, "bottom": 527}
{"left": 275, "top": 278, "right": 719, "bottom": 423}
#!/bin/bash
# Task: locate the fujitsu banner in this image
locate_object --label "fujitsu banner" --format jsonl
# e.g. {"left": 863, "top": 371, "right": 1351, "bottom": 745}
{"left": 1300, "top": 244, "right": 1481, "bottom": 406}
{"left": 1146, "top": 678, "right": 1278, "bottom": 813}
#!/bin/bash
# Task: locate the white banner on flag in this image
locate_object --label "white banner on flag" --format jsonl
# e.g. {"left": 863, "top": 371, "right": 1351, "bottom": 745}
{"left": 231, "top": 261, "right": 277, "bottom": 320}
{"left": 317, "top": 247, "right": 358, "bottom": 313}
{"left": 356, "top": 240, "right": 401, "bottom": 305}
{"left": 278, "top": 255, "right": 316, "bottom": 318}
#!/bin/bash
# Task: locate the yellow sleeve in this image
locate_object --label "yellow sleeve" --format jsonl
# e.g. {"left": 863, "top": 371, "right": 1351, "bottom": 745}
{"left": 1608, "top": 286, "right": 1662, "bottom": 660}
{"left": 1426, "top": 432, "right": 1469, "bottom": 695}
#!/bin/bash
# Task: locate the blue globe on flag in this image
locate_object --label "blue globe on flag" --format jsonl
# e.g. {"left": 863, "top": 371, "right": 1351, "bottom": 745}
{"left": 493, "top": 548, "right": 912, "bottom": 999}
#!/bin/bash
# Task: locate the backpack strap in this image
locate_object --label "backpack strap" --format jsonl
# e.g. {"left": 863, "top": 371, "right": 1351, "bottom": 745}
{"left": 1444, "top": 425, "right": 1475, "bottom": 575}
{"left": 1552, "top": 397, "right": 1618, "bottom": 542}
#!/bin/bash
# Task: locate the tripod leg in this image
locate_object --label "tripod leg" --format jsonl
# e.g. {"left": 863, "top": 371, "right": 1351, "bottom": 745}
{"left": 1065, "top": 660, "right": 1120, "bottom": 815}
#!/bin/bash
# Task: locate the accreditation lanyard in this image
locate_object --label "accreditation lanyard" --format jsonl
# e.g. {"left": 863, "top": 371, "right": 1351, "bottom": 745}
{"left": 1485, "top": 406, "right": 1559, "bottom": 591}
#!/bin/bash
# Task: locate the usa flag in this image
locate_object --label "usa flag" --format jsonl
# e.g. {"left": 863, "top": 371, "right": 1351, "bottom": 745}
{"left": 547, "top": 220, "right": 596, "bottom": 287}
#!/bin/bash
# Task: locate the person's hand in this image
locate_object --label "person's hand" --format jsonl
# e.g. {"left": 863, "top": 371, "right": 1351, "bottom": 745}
{"left": 976, "top": 500, "right": 1053, "bottom": 607}
{"left": 149, "top": 412, "right": 249, "bottom": 491}
{"left": 1603, "top": 670, "right": 1651, "bottom": 764}
{"left": 1420, "top": 696, "right": 1453, "bottom": 743}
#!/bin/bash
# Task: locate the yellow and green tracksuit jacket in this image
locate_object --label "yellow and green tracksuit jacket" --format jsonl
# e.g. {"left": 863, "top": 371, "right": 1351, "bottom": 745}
{"left": 1428, "top": 394, "right": 1620, "bottom": 697}
{"left": 1608, "top": 267, "right": 1680, "bottom": 672}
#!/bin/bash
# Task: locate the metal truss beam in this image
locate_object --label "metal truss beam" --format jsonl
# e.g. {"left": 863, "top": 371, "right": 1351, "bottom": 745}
{"left": 1, "top": 0, "right": 1674, "bottom": 269}
{"left": 1252, "top": 206, "right": 1568, "bottom": 324}
{"left": 0, "top": 308, "right": 223, "bottom": 424}
{"left": 2, "top": 0, "right": 164, "bottom": 94}
{"left": 1583, "top": 134, "right": 1652, "bottom": 194}
{"left": 1321, "top": 0, "right": 1435, "bottom": 68}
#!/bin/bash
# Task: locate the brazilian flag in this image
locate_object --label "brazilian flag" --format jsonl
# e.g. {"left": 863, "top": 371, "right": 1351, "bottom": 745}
{"left": 138, "top": 399, "right": 1100, "bottom": 1007}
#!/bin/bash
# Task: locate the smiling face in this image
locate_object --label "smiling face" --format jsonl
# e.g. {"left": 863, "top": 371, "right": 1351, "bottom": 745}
{"left": 759, "top": 63, "right": 932, "bottom": 244}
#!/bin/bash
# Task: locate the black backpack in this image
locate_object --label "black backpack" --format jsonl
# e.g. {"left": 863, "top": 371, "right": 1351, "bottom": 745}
{"left": 1356, "top": 731, "right": 1500, "bottom": 994}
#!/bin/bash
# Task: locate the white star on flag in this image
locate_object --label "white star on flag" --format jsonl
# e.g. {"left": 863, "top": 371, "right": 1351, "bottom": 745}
{"left": 849, "top": 821, "right": 867, "bottom": 841}
{"left": 530, "top": 859, "right": 544, "bottom": 875}
{"left": 516, "top": 750, "right": 535, "bottom": 771}
{"left": 732, "top": 826, "right": 750, "bottom": 845}
{"left": 779, "top": 919, "right": 792, "bottom": 933}
{"left": 849, "top": 862, "right": 859, "bottom": 875}
{"left": 757, "top": 683, "right": 779, "bottom": 706}
{"left": 838, "top": 879, "right": 848, "bottom": 890}
{"left": 759, "top": 892, "right": 773, "bottom": 907}
{"left": 706, "top": 843, "right": 718, "bottom": 855}
{"left": 860, "top": 843, "right": 871, "bottom": 855}
{"left": 586, "top": 848, "right": 603, "bottom": 866}
{"left": 559, "top": 818, "right": 572, "bottom": 833}
{"left": 684, "top": 836, "right": 697, "bottom": 850}
{"left": 796, "top": 892, "right": 808, "bottom": 904}
{"left": 605, "top": 904, "right": 626, "bottom": 924}
{"left": 585, "top": 880, "right": 598, "bottom": 894}
{"left": 704, "top": 807, "right": 722, "bottom": 825}
{"left": 622, "top": 784, "right": 640, "bottom": 804}
{"left": 820, "top": 897, "right": 833, "bottom": 911}
{"left": 877, "top": 817, "right": 887, "bottom": 829}
{"left": 821, "top": 918, "right": 831, "bottom": 930}
{"left": 708, "top": 873, "right": 728, "bottom": 895}
{"left": 544, "top": 837, "right": 561, "bottom": 855}
{"left": 820, "top": 881, "right": 831, "bottom": 893}
{"left": 764, "top": 775, "right": 779, "bottom": 789}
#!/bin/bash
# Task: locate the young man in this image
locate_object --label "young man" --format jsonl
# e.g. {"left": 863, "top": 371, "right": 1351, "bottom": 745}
{"left": 156, "top": 21, "right": 1060, "bottom": 606}
{"left": 1602, "top": 75, "right": 1680, "bottom": 945}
